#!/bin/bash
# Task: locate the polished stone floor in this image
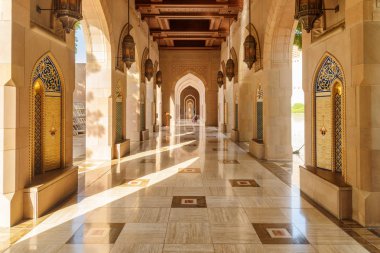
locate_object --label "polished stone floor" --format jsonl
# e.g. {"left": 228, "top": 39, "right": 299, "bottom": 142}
{"left": 1, "top": 126, "right": 375, "bottom": 252}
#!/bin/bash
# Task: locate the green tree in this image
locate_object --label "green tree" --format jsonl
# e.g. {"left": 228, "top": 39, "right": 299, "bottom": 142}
{"left": 293, "top": 22, "right": 302, "bottom": 50}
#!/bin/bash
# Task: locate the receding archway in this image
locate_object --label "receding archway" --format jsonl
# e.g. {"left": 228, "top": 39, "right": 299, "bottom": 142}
{"left": 181, "top": 87, "right": 200, "bottom": 121}
{"left": 173, "top": 73, "right": 206, "bottom": 126}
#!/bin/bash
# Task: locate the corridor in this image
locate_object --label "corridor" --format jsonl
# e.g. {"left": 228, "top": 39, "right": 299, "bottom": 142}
{"left": 1, "top": 126, "right": 373, "bottom": 253}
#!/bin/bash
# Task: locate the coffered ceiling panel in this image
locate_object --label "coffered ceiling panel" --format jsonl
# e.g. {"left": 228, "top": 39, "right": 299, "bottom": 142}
{"left": 135, "top": 0, "right": 243, "bottom": 49}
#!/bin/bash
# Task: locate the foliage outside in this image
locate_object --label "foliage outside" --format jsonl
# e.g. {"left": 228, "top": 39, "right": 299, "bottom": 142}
{"left": 292, "top": 103, "right": 304, "bottom": 113}
{"left": 294, "top": 22, "right": 302, "bottom": 50}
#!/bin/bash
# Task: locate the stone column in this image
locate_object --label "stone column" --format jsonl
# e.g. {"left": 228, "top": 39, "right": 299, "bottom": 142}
{"left": 262, "top": 67, "right": 293, "bottom": 161}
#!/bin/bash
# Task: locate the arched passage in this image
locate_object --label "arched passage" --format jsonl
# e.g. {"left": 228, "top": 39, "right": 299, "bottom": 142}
{"left": 172, "top": 73, "right": 206, "bottom": 126}
{"left": 74, "top": 0, "right": 113, "bottom": 160}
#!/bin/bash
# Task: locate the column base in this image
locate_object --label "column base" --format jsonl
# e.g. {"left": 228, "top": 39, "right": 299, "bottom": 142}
{"left": 0, "top": 191, "right": 23, "bottom": 227}
{"left": 153, "top": 125, "right": 160, "bottom": 132}
{"left": 220, "top": 124, "right": 227, "bottom": 133}
{"left": 249, "top": 139, "right": 265, "bottom": 159}
{"left": 231, "top": 129, "right": 239, "bottom": 142}
{"left": 140, "top": 129, "right": 150, "bottom": 141}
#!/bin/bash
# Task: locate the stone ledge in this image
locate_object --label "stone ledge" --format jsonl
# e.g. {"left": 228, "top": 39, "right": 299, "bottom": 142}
{"left": 23, "top": 167, "right": 78, "bottom": 219}
{"left": 249, "top": 139, "right": 265, "bottom": 159}
{"left": 300, "top": 165, "right": 352, "bottom": 220}
{"left": 231, "top": 129, "right": 239, "bottom": 142}
{"left": 113, "top": 139, "right": 130, "bottom": 159}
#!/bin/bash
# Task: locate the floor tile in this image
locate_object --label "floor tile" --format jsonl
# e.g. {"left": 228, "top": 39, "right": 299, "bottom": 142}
{"left": 116, "top": 223, "right": 167, "bottom": 243}
{"left": 208, "top": 208, "right": 250, "bottom": 224}
{"left": 213, "top": 244, "right": 264, "bottom": 253}
{"left": 59, "top": 244, "right": 113, "bottom": 253}
{"left": 110, "top": 243, "right": 163, "bottom": 253}
{"left": 169, "top": 208, "right": 209, "bottom": 222}
{"left": 163, "top": 244, "right": 214, "bottom": 253}
{"left": 67, "top": 223, "right": 124, "bottom": 244}
{"left": 165, "top": 223, "right": 212, "bottom": 244}
{"left": 210, "top": 224, "right": 260, "bottom": 243}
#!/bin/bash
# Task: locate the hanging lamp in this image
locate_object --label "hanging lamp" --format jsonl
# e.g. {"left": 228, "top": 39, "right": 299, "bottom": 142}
{"left": 36, "top": 0, "right": 83, "bottom": 33}
{"left": 226, "top": 17, "right": 235, "bottom": 81}
{"left": 295, "top": 0, "right": 339, "bottom": 33}
{"left": 145, "top": 30, "right": 154, "bottom": 81}
{"left": 155, "top": 36, "right": 162, "bottom": 88}
{"left": 122, "top": 0, "right": 136, "bottom": 69}
{"left": 217, "top": 71, "right": 224, "bottom": 88}
{"left": 243, "top": 0, "right": 257, "bottom": 70}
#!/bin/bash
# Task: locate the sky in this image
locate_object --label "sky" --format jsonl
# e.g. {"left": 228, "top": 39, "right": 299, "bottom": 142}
{"left": 75, "top": 24, "right": 87, "bottom": 63}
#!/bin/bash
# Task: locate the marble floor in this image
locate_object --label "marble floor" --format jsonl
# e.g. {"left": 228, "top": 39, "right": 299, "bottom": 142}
{"left": 1, "top": 126, "right": 377, "bottom": 253}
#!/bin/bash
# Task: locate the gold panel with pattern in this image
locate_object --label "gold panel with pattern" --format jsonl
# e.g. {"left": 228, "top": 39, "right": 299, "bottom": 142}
{"left": 43, "top": 95, "right": 62, "bottom": 171}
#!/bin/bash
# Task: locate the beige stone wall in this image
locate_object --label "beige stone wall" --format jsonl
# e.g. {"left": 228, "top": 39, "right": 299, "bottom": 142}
{"left": 0, "top": 0, "right": 160, "bottom": 227}
{"left": 220, "top": 0, "right": 293, "bottom": 160}
{"left": 160, "top": 50, "right": 220, "bottom": 126}
{"left": 302, "top": 0, "right": 380, "bottom": 226}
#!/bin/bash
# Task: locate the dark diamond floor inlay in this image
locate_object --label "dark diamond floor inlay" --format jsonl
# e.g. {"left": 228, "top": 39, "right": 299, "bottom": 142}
{"left": 229, "top": 179, "right": 260, "bottom": 187}
{"left": 252, "top": 223, "right": 309, "bottom": 245}
{"left": 172, "top": 196, "right": 207, "bottom": 208}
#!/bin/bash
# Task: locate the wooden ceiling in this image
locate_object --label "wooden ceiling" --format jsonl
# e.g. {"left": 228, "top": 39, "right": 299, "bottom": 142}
{"left": 135, "top": 0, "right": 243, "bottom": 49}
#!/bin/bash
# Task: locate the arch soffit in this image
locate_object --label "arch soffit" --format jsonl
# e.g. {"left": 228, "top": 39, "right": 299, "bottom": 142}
{"left": 82, "top": 0, "right": 113, "bottom": 52}
{"left": 230, "top": 47, "right": 239, "bottom": 82}
{"left": 262, "top": 0, "right": 295, "bottom": 69}
{"left": 175, "top": 73, "right": 206, "bottom": 96}
{"left": 173, "top": 71, "right": 207, "bottom": 92}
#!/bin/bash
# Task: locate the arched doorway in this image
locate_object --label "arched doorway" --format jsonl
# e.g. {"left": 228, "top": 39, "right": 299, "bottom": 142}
{"left": 173, "top": 73, "right": 206, "bottom": 126}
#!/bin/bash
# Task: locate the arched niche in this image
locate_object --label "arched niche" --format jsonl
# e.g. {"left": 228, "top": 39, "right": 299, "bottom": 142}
{"left": 30, "top": 53, "right": 65, "bottom": 178}
{"left": 313, "top": 53, "right": 346, "bottom": 176}
{"left": 115, "top": 80, "right": 125, "bottom": 143}
{"left": 256, "top": 83, "right": 264, "bottom": 141}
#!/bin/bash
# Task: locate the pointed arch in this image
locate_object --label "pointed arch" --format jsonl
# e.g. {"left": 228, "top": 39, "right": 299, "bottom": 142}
{"left": 312, "top": 52, "right": 346, "bottom": 177}
{"left": 230, "top": 47, "right": 239, "bottom": 82}
{"left": 30, "top": 52, "right": 65, "bottom": 180}
{"left": 141, "top": 47, "right": 149, "bottom": 83}
{"left": 173, "top": 73, "right": 206, "bottom": 125}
